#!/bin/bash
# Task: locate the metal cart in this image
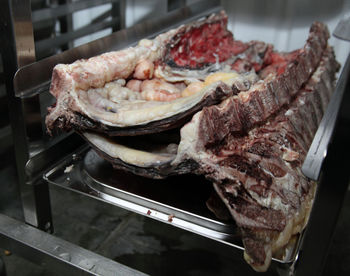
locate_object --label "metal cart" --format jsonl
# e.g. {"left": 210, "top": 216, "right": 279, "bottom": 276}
{"left": 0, "top": 0, "right": 349, "bottom": 275}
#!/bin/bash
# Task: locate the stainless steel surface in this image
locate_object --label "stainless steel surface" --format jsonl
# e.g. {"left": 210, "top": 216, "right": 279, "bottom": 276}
{"left": 82, "top": 151, "right": 236, "bottom": 235}
{"left": 10, "top": 0, "right": 36, "bottom": 67}
{"left": 13, "top": 0, "right": 221, "bottom": 98}
{"left": 31, "top": 0, "right": 118, "bottom": 22}
{"left": 1, "top": 0, "right": 52, "bottom": 230}
{"left": 294, "top": 88, "right": 350, "bottom": 276}
{"left": 34, "top": 0, "right": 126, "bottom": 54}
{"left": 25, "top": 133, "right": 84, "bottom": 185}
{"left": 302, "top": 53, "right": 350, "bottom": 180}
{"left": 35, "top": 16, "right": 120, "bottom": 53}
{"left": 43, "top": 147, "right": 302, "bottom": 266}
{"left": 0, "top": 213, "right": 147, "bottom": 276}
{"left": 333, "top": 15, "right": 350, "bottom": 41}
{"left": 112, "top": 0, "right": 126, "bottom": 31}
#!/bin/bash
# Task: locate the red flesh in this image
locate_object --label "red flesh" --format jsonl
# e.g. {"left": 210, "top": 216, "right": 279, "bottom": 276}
{"left": 169, "top": 20, "right": 300, "bottom": 78}
{"left": 260, "top": 50, "right": 301, "bottom": 78}
{"left": 170, "top": 21, "right": 248, "bottom": 68}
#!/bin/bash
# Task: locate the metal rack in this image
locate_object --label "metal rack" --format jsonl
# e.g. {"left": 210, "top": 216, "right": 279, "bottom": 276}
{"left": 1, "top": 0, "right": 350, "bottom": 275}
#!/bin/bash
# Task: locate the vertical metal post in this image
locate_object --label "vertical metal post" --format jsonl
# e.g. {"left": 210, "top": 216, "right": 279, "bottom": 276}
{"left": 111, "top": 0, "right": 126, "bottom": 32}
{"left": 58, "top": 0, "right": 73, "bottom": 52}
{"left": 0, "top": 256, "right": 5, "bottom": 276}
{"left": 0, "top": 0, "right": 53, "bottom": 231}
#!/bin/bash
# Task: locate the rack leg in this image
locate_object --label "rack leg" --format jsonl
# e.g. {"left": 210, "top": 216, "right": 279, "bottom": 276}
{"left": 20, "top": 180, "right": 53, "bottom": 232}
{"left": 0, "top": 0, "right": 53, "bottom": 232}
{"left": 0, "top": 256, "right": 6, "bottom": 276}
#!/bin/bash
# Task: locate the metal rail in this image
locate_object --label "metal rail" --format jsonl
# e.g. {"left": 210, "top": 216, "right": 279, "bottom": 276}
{"left": 302, "top": 53, "right": 350, "bottom": 180}
{"left": 0, "top": 214, "right": 147, "bottom": 276}
{"left": 35, "top": 17, "right": 120, "bottom": 53}
{"left": 295, "top": 64, "right": 350, "bottom": 275}
{"left": 31, "top": 0, "right": 118, "bottom": 22}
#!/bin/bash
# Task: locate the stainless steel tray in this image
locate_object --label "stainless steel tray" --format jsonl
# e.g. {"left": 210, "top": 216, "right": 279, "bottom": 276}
{"left": 44, "top": 146, "right": 302, "bottom": 266}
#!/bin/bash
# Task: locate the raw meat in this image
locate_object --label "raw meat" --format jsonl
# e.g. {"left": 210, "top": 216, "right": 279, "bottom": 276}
{"left": 46, "top": 11, "right": 260, "bottom": 136}
{"left": 173, "top": 47, "right": 338, "bottom": 271}
{"left": 45, "top": 11, "right": 339, "bottom": 272}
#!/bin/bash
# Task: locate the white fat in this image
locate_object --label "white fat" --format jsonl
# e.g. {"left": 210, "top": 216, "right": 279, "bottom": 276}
{"left": 244, "top": 181, "right": 317, "bottom": 272}
{"left": 154, "top": 66, "right": 203, "bottom": 83}
{"left": 282, "top": 149, "right": 299, "bottom": 162}
{"left": 166, "top": 143, "right": 178, "bottom": 154}
{"left": 213, "top": 53, "right": 220, "bottom": 71}
{"left": 85, "top": 90, "right": 116, "bottom": 111}
{"left": 78, "top": 82, "right": 224, "bottom": 127}
{"left": 115, "top": 79, "right": 126, "bottom": 86}
{"left": 108, "top": 85, "right": 141, "bottom": 102}
{"left": 258, "top": 193, "right": 291, "bottom": 215}
{"left": 284, "top": 109, "right": 294, "bottom": 116}
{"left": 223, "top": 184, "right": 238, "bottom": 195}
{"left": 138, "top": 39, "right": 153, "bottom": 47}
{"left": 272, "top": 218, "right": 294, "bottom": 252}
{"left": 83, "top": 132, "right": 175, "bottom": 167}
{"left": 272, "top": 181, "right": 317, "bottom": 253}
{"left": 171, "top": 111, "right": 201, "bottom": 165}
{"left": 275, "top": 172, "right": 299, "bottom": 194}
